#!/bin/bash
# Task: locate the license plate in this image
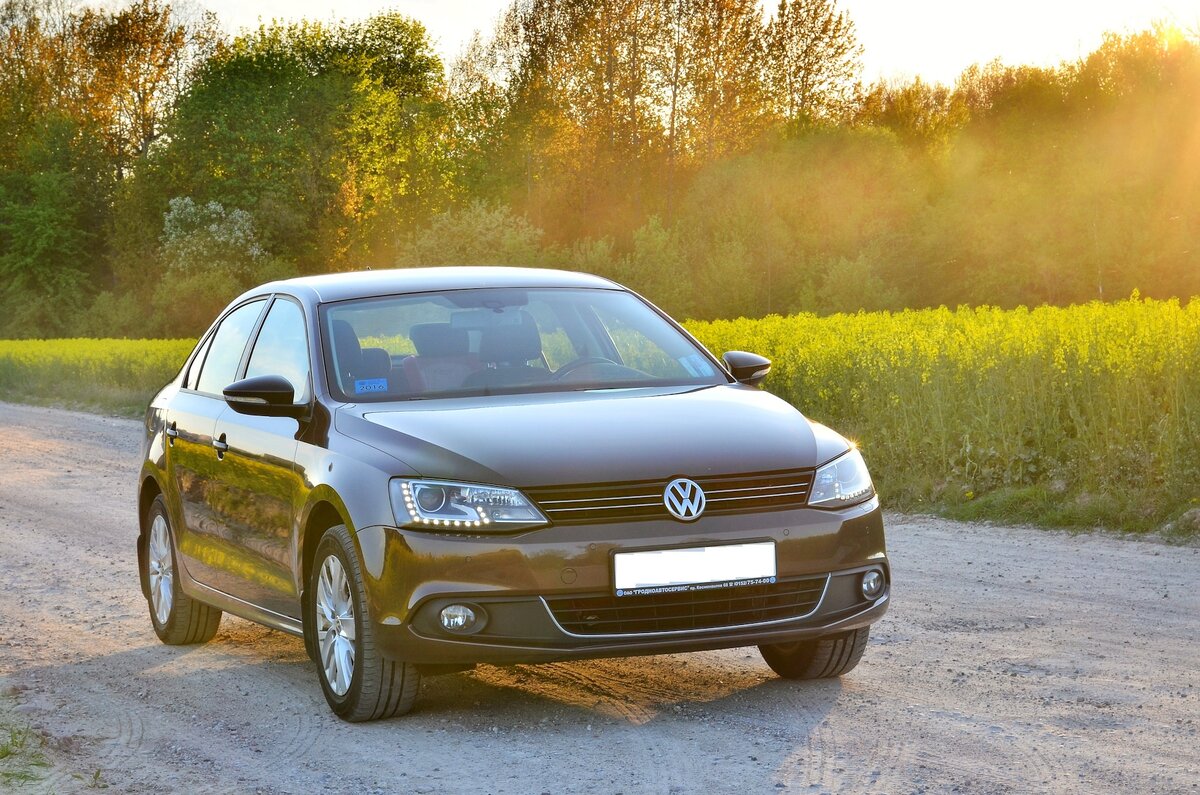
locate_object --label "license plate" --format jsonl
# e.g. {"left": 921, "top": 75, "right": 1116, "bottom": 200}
{"left": 613, "top": 541, "right": 776, "bottom": 597}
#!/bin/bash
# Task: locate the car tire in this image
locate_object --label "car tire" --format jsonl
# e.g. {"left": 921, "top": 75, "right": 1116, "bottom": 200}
{"left": 141, "top": 495, "right": 222, "bottom": 645}
{"left": 308, "top": 524, "right": 421, "bottom": 721}
{"left": 758, "top": 627, "right": 870, "bottom": 679}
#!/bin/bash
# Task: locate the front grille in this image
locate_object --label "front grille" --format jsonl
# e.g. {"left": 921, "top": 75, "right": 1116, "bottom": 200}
{"left": 526, "top": 469, "right": 815, "bottom": 525}
{"left": 544, "top": 575, "right": 827, "bottom": 635}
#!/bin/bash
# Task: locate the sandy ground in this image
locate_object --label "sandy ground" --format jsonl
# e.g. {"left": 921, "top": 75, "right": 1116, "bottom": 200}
{"left": 0, "top": 401, "right": 1197, "bottom": 794}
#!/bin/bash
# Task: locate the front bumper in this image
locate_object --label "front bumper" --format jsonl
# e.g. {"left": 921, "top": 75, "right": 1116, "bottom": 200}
{"left": 355, "top": 497, "right": 889, "bottom": 666}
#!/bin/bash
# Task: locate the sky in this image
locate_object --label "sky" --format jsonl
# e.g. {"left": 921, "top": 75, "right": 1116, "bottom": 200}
{"left": 195, "top": 0, "right": 1200, "bottom": 86}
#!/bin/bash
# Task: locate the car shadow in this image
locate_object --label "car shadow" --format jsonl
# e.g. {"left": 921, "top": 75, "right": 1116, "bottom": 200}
{"left": 8, "top": 621, "right": 849, "bottom": 791}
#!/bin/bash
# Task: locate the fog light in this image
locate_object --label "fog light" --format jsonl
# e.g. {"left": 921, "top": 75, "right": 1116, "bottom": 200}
{"left": 439, "top": 604, "right": 477, "bottom": 632}
{"left": 861, "top": 570, "right": 885, "bottom": 599}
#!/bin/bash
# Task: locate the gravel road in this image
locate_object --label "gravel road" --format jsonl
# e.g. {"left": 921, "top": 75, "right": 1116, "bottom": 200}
{"left": 0, "top": 401, "right": 1197, "bottom": 794}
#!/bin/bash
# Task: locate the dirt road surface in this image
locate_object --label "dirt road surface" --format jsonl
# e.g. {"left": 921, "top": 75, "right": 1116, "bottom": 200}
{"left": 0, "top": 401, "right": 1197, "bottom": 794}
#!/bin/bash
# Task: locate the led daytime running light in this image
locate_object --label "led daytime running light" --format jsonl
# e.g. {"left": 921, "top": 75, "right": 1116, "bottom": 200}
{"left": 399, "top": 482, "right": 490, "bottom": 528}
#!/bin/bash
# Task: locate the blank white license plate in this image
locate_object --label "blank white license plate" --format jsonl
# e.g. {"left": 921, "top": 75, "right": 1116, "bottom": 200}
{"left": 613, "top": 542, "right": 777, "bottom": 597}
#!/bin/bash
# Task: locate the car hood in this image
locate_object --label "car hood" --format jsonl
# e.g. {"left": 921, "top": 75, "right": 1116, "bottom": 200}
{"left": 337, "top": 385, "right": 840, "bottom": 488}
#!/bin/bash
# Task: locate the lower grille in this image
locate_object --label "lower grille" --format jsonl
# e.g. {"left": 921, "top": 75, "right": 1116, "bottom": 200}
{"left": 526, "top": 469, "right": 816, "bottom": 525}
{"left": 544, "top": 575, "right": 828, "bottom": 635}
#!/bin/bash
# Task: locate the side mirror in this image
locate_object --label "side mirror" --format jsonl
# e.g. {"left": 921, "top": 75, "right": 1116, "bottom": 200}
{"left": 722, "top": 351, "right": 771, "bottom": 387}
{"left": 223, "top": 374, "right": 305, "bottom": 418}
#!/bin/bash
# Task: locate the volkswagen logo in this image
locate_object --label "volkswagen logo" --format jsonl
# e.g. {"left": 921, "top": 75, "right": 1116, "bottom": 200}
{"left": 664, "top": 477, "right": 706, "bottom": 522}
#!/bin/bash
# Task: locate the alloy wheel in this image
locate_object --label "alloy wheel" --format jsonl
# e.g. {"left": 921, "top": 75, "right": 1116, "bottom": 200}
{"left": 147, "top": 514, "right": 174, "bottom": 625}
{"left": 316, "top": 555, "right": 356, "bottom": 696}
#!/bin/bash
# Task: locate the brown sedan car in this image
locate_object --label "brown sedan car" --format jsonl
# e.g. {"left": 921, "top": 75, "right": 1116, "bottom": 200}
{"left": 137, "top": 267, "right": 889, "bottom": 721}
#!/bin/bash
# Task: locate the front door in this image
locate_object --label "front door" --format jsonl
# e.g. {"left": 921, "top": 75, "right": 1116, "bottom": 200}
{"left": 203, "top": 297, "right": 312, "bottom": 618}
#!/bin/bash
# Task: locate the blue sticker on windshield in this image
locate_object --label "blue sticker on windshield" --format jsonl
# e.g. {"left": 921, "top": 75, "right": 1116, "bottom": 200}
{"left": 354, "top": 378, "right": 388, "bottom": 394}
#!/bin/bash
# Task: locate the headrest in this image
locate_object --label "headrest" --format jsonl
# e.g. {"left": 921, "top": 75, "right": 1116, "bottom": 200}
{"left": 478, "top": 311, "right": 542, "bottom": 364}
{"left": 410, "top": 323, "right": 469, "bottom": 357}
{"left": 331, "top": 319, "right": 362, "bottom": 375}
{"left": 360, "top": 347, "right": 392, "bottom": 378}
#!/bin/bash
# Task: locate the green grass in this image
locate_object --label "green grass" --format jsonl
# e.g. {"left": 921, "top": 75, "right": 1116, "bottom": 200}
{"left": 0, "top": 697, "right": 108, "bottom": 789}
{"left": 0, "top": 712, "right": 50, "bottom": 787}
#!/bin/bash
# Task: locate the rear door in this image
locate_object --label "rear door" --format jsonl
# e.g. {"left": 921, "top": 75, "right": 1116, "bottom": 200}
{"left": 165, "top": 298, "right": 267, "bottom": 593}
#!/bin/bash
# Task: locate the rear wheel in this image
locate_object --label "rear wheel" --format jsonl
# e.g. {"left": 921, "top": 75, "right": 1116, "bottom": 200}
{"left": 308, "top": 524, "right": 420, "bottom": 721}
{"left": 759, "top": 627, "right": 870, "bottom": 679}
{"left": 141, "top": 495, "right": 221, "bottom": 645}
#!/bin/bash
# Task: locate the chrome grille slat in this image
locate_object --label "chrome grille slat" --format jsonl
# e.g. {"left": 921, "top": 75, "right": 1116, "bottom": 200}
{"left": 538, "top": 493, "right": 660, "bottom": 505}
{"left": 705, "top": 483, "right": 810, "bottom": 495}
{"left": 707, "top": 490, "right": 811, "bottom": 502}
{"left": 545, "top": 502, "right": 664, "bottom": 512}
{"left": 526, "top": 468, "right": 815, "bottom": 525}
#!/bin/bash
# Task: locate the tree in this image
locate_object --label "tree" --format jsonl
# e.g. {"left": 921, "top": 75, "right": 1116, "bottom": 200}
{"left": 0, "top": 114, "right": 112, "bottom": 336}
{"left": 679, "top": 0, "right": 769, "bottom": 161}
{"left": 76, "top": 0, "right": 220, "bottom": 177}
{"left": 145, "top": 15, "right": 450, "bottom": 272}
{"left": 395, "top": 200, "right": 548, "bottom": 267}
{"left": 150, "top": 196, "right": 294, "bottom": 335}
{"left": 764, "top": 0, "right": 861, "bottom": 123}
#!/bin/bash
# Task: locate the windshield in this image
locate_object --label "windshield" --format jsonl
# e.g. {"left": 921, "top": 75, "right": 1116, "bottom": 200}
{"left": 319, "top": 287, "right": 728, "bottom": 401}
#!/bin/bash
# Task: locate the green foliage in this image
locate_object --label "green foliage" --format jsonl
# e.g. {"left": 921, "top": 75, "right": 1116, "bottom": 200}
{"left": 0, "top": 0, "right": 1198, "bottom": 370}
{"left": 161, "top": 197, "right": 266, "bottom": 277}
{"left": 765, "top": 0, "right": 863, "bottom": 122}
{"left": 147, "top": 14, "right": 451, "bottom": 275}
{"left": 395, "top": 201, "right": 548, "bottom": 267}
{"left": 0, "top": 724, "right": 49, "bottom": 785}
{"left": 0, "top": 114, "right": 112, "bottom": 337}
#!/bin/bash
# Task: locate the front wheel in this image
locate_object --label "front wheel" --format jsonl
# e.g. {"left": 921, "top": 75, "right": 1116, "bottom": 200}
{"left": 759, "top": 627, "right": 870, "bottom": 679}
{"left": 308, "top": 524, "right": 421, "bottom": 721}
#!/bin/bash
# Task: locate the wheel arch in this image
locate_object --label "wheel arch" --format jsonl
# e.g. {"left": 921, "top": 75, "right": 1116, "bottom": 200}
{"left": 298, "top": 493, "right": 353, "bottom": 663}
{"left": 137, "top": 473, "right": 165, "bottom": 601}
{"left": 138, "top": 473, "right": 164, "bottom": 534}
{"left": 301, "top": 499, "right": 350, "bottom": 586}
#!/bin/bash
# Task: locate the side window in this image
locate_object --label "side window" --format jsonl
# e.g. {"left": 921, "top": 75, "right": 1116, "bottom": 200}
{"left": 196, "top": 300, "right": 267, "bottom": 396}
{"left": 184, "top": 334, "right": 213, "bottom": 391}
{"left": 245, "top": 299, "right": 311, "bottom": 404}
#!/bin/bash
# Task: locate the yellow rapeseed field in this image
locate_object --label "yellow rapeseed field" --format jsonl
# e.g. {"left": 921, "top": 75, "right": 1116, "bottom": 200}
{"left": 690, "top": 295, "right": 1200, "bottom": 530}
{"left": 2, "top": 296, "right": 1195, "bottom": 530}
{"left": 0, "top": 338, "right": 195, "bottom": 415}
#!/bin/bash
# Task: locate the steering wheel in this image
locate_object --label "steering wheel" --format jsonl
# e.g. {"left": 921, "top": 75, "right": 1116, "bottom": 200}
{"left": 553, "top": 356, "right": 617, "bottom": 380}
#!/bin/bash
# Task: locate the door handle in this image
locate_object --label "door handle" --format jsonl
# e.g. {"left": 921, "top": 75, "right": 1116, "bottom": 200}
{"left": 165, "top": 421, "right": 178, "bottom": 444}
{"left": 213, "top": 433, "right": 229, "bottom": 459}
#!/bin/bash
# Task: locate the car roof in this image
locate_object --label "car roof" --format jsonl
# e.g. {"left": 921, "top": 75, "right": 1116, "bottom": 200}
{"left": 249, "top": 266, "right": 622, "bottom": 305}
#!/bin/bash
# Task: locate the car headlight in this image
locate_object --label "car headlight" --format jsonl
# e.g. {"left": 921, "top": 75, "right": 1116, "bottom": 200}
{"left": 808, "top": 448, "right": 874, "bottom": 508}
{"left": 389, "top": 479, "right": 548, "bottom": 531}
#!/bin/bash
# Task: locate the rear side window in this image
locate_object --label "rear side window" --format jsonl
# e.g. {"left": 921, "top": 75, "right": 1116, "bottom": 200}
{"left": 196, "top": 300, "right": 266, "bottom": 396}
{"left": 183, "top": 334, "right": 213, "bottom": 391}
{"left": 245, "top": 299, "right": 311, "bottom": 404}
